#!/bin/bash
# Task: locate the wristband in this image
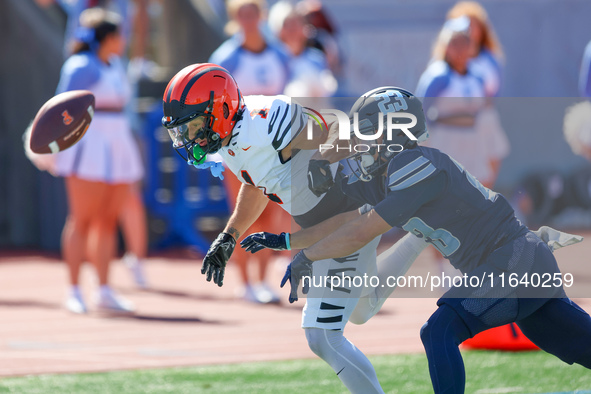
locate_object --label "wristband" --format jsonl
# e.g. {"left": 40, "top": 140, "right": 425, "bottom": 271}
{"left": 285, "top": 233, "right": 291, "bottom": 250}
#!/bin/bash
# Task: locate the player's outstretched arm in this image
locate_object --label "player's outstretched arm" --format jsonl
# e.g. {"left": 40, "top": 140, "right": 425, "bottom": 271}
{"left": 305, "top": 209, "right": 392, "bottom": 262}
{"left": 240, "top": 209, "right": 360, "bottom": 253}
{"left": 292, "top": 209, "right": 361, "bottom": 249}
{"left": 281, "top": 209, "right": 392, "bottom": 303}
{"left": 201, "top": 183, "right": 269, "bottom": 286}
{"left": 223, "top": 183, "right": 270, "bottom": 239}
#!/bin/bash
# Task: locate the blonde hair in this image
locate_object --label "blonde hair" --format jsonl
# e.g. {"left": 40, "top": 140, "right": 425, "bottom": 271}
{"left": 446, "top": 1, "right": 504, "bottom": 59}
{"left": 431, "top": 16, "right": 471, "bottom": 62}
{"left": 224, "top": 0, "right": 267, "bottom": 36}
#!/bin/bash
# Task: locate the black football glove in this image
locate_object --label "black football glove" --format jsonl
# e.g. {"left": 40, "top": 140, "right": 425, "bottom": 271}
{"left": 307, "top": 159, "right": 334, "bottom": 197}
{"left": 280, "top": 250, "right": 313, "bottom": 303}
{"left": 201, "top": 232, "right": 236, "bottom": 287}
{"left": 240, "top": 232, "right": 290, "bottom": 254}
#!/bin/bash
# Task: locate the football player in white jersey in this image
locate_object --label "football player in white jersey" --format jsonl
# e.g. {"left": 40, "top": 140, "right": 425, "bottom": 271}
{"left": 162, "top": 63, "right": 425, "bottom": 393}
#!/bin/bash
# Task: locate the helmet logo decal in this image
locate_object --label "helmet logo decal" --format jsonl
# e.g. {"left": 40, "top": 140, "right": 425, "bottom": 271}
{"left": 62, "top": 110, "right": 74, "bottom": 126}
{"left": 228, "top": 149, "right": 235, "bottom": 156}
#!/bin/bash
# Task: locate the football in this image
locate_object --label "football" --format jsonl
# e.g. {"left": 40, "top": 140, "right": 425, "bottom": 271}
{"left": 29, "top": 90, "right": 95, "bottom": 154}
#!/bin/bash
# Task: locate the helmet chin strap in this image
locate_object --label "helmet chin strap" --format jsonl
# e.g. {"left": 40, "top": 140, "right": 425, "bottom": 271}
{"left": 360, "top": 153, "right": 375, "bottom": 168}
{"left": 351, "top": 153, "right": 374, "bottom": 182}
{"left": 357, "top": 146, "right": 396, "bottom": 182}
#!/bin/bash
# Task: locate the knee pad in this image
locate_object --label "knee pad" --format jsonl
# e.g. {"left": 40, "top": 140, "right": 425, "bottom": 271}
{"left": 305, "top": 327, "right": 324, "bottom": 357}
{"left": 304, "top": 327, "right": 344, "bottom": 359}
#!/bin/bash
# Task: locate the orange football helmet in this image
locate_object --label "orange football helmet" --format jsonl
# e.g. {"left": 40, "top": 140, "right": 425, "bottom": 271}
{"left": 162, "top": 63, "right": 244, "bottom": 163}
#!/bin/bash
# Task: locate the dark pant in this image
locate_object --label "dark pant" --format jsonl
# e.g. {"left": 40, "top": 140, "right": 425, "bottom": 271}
{"left": 421, "top": 232, "right": 591, "bottom": 393}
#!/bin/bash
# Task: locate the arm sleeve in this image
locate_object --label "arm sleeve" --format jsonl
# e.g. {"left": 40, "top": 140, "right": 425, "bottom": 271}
{"left": 373, "top": 165, "right": 446, "bottom": 227}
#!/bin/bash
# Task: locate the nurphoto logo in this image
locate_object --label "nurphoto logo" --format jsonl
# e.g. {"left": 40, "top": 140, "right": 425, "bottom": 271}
{"left": 304, "top": 107, "right": 417, "bottom": 154}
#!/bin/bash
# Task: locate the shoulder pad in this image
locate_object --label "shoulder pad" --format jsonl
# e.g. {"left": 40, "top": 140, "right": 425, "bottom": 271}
{"left": 266, "top": 97, "right": 304, "bottom": 150}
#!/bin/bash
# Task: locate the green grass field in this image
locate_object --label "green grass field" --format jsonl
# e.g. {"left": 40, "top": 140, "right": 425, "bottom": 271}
{"left": 1, "top": 350, "right": 590, "bottom": 394}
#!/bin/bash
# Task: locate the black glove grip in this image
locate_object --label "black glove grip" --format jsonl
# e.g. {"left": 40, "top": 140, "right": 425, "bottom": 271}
{"left": 201, "top": 232, "right": 236, "bottom": 286}
{"left": 308, "top": 159, "right": 334, "bottom": 197}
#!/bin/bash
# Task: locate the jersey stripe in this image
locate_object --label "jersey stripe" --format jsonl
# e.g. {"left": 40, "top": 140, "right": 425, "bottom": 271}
{"left": 266, "top": 102, "right": 308, "bottom": 151}
{"left": 271, "top": 105, "right": 291, "bottom": 150}
{"left": 287, "top": 104, "right": 307, "bottom": 141}
{"left": 320, "top": 302, "right": 345, "bottom": 310}
{"left": 389, "top": 162, "right": 436, "bottom": 191}
{"left": 388, "top": 156, "right": 430, "bottom": 185}
{"left": 268, "top": 104, "right": 289, "bottom": 135}
{"left": 317, "top": 315, "right": 343, "bottom": 323}
{"left": 267, "top": 106, "right": 281, "bottom": 134}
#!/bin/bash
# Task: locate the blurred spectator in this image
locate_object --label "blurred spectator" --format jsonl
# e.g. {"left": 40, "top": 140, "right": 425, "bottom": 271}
{"left": 446, "top": 2, "right": 509, "bottom": 186}
{"left": 268, "top": 1, "right": 337, "bottom": 97}
{"left": 34, "top": 0, "right": 156, "bottom": 89}
{"left": 580, "top": 39, "right": 591, "bottom": 98}
{"left": 209, "top": 0, "right": 289, "bottom": 303}
{"left": 416, "top": 16, "right": 510, "bottom": 280}
{"left": 416, "top": 16, "right": 509, "bottom": 189}
{"left": 447, "top": 1, "right": 504, "bottom": 97}
{"left": 36, "top": 0, "right": 132, "bottom": 58}
{"left": 35, "top": 0, "right": 149, "bottom": 292}
{"left": 53, "top": 8, "right": 145, "bottom": 313}
{"left": 209, "top": 0, "right": 290, "bottom": 96}
{"left": 444, "top": 1, "right": 509, "bottom": 191}
{"left": 297, "top": 0, "right": 343, "bottom": 78}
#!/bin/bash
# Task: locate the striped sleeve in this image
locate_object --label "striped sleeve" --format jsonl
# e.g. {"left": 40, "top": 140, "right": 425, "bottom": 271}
{"left": 267, "top": 98, "right": 308, "bottom": 151}
{"left": 387, "top": 154, "right": 436, "bottom": 192}
{"left": 374, "top": 150, "right": 445, "bottom": 227}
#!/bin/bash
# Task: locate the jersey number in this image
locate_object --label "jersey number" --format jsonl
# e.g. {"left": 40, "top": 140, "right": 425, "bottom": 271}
{"left": 241, "top": 170, "right": 283, "bottom": 204}
{"left": 402, "top": 217, "right": 460, "bottom": 258}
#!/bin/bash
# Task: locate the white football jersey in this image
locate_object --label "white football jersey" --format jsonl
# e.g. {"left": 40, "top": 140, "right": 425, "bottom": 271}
{"left": 218, "top": 95, "right": 335, "bottom": 216}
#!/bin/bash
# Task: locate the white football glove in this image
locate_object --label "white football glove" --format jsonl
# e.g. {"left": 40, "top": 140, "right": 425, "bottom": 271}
{"left": 532, "top": 226, "right": 583, "bottom": 252}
